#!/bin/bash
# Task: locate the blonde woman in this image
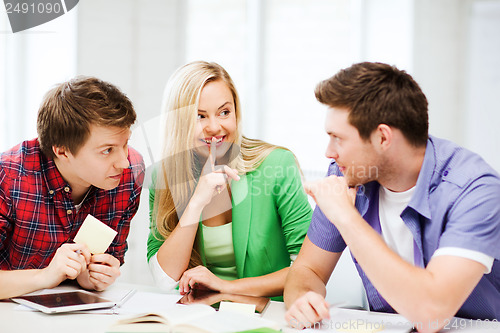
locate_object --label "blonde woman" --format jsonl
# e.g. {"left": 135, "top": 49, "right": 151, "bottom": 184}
{"left": 147, "top": 61, "right": 312, "bottom": 300}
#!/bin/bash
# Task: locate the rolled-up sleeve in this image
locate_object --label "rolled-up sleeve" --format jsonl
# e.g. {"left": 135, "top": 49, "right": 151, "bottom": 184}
{"left": 148, "top": 252, "right": 179, "bottom": 291}
{"left": 306, "top": 160, "right": 347, "bottom": 253}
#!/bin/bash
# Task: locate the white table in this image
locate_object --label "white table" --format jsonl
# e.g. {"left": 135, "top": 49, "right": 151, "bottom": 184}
{"left": 1, "top": 283, "right": 499, "bottom": 333}
{"left": 0, "top": 283, "right": 287, "bottom": 333}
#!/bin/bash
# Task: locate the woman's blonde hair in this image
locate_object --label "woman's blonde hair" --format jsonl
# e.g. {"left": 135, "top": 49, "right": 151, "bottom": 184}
{"left": 153, "top": 61, "right": 289, "bottom": 268}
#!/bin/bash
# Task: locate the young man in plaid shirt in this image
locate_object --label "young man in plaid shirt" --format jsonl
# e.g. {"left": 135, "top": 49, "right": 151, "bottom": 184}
{"left": 0, "top": 77, "right": 145, "bottom": 299}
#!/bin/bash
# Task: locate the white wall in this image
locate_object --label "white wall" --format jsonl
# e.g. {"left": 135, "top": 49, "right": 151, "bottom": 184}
{"left": 0, "top": 7, "right": 77, "bottom": 151}
{"left": 413, "top": 0, "right": 500, "bottom": 172}
{"left": 464, "top": 0, "right": 500, "bottom": 171}
{"left": 76, "top": 0, "right": 185, "bottom": 129}
{"left": 413, "top": 0, "right": 469, "bottom": 145}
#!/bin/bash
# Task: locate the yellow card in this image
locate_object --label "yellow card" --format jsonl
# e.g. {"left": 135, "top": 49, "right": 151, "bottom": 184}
{"left": 74, "top": 215, "right": 117, "bottom": 254}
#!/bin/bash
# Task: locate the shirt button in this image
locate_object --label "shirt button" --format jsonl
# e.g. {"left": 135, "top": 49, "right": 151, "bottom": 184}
{"left": 64, "top": 187, "right": 71, "bottom": 192}
{"left": 49, "top": 190, "right": 54, "bottom": 195}
{"left": 67, "top": 209, "right": 73, "bottom": 215}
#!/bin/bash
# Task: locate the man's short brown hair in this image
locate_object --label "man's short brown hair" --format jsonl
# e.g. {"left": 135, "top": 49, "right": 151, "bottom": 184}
{"left": 37, "top": 76, "right": 136, "bottom": 158}
{"left": 315, "top": 62, "right": 429, "bottom": 147}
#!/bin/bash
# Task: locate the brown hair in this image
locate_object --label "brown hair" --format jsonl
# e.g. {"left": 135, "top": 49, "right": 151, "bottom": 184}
{"left": 37, "top": 76, "right": 136, "bottom": 158}
{"left": 315, "top": 62, "right": 429, "bottom": 147}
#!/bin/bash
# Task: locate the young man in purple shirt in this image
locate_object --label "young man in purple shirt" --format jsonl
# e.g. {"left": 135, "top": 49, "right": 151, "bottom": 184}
{"left": 284, "top": 62, "right": 500, "bottom": 332}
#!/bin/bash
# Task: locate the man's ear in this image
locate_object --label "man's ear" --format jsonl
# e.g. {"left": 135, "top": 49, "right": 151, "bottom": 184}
{"left": 52, "top": 146, "right": 70, "bottom": 160}
{"left": 374, "top": 124, "right": 393, "bottom": 151}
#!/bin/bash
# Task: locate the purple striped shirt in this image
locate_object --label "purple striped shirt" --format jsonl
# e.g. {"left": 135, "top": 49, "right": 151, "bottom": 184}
{"left": 308, "top": 135, "right": 500, "bottom": 320}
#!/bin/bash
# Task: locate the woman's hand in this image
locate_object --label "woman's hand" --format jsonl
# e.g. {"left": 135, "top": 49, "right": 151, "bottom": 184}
{"left": 178, "top": 265, "right": 230, "bottom": 295}
{"left": 190, "top": 139, "right": 239, "bottom": 209}
{"left": 178, "top": 289, "right": 225, "bottom": 306}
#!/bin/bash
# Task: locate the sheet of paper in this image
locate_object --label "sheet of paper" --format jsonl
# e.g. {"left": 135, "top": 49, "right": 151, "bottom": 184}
{"left": 337, "top": 320, "right": 384, "bottom": 333}
{"left": 117, "top": 291, "right": 182, "bottom": 315}
{"left": 179, "top": 310, "right": 278, "bottom": 333}
{"left": 219, "top": 301, "right": 256, "bottom": 316}
{"left": 74, "top": 215, "right": 117, "bottom": 254}
{"left": 303, "top": 308, "right": 412, "bottom": 332}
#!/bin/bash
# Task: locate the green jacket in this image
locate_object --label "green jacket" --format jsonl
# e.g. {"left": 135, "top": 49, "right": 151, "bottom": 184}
{"left": 147, "top": 149, "right": 312, "bottom": 297}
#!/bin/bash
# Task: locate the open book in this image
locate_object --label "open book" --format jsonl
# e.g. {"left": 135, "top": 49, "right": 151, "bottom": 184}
{"left": 106, "top": 303, "right": 280, "bottom": 333}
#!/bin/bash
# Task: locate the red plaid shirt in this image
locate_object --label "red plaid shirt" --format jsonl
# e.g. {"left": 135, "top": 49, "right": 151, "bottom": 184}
{"left": 0, "top": 139, "right": 145, "bottom": 269}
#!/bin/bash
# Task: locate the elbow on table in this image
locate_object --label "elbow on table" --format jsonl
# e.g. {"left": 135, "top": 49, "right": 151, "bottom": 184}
{"left": 148, "top": 255, "right": 181, "bottom": 291}
{"left": 403, "top": 302, "right": 455, "bottom": 333}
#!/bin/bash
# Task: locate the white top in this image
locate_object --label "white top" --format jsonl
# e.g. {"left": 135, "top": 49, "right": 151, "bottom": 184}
{"left": 378, "top": 185, "right": 493, "bottom": 273}
{"left": 378, "top": 185, "right": 415, "bottom": 264}
{"left": 148, "top": 252, "right": 179, "bottom": 291}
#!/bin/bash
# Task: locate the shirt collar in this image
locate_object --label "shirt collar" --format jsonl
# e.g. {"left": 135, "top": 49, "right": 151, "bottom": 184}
{"left": 40, "top": 151, "right": 70, "bottom": 194}
{"left": 407, "top": 136, "right": 436, "bottom": 220}
{"left": 355, "top": 137, "right": 436, "bottom": 220}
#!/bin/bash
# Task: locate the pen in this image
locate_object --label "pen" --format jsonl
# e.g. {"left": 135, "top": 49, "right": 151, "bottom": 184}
{"left": 116, "top": 289, "right": 137, "bottom": 308}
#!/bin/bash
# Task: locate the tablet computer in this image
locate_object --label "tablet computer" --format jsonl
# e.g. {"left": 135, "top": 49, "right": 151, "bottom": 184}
{"left": 11, "top": 290, "right": 116, "bottom": 314}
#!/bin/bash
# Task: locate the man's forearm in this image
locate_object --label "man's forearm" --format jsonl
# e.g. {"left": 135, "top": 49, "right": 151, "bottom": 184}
{"left": 0, "top": 269, "right": 48, "bottom": 299}
{"left": 284, "top": 264, "right": 327, "bottom": 308}
{"left": 284, "top": 237, "right": 340, "bottom": 308}
{"left": 331, "top": 209, "right": 485, "bottom": 330}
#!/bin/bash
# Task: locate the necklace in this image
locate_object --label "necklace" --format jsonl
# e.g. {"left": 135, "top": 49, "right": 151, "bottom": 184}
{"left": 74, "top": 187, "right": 91, "bottom": 212}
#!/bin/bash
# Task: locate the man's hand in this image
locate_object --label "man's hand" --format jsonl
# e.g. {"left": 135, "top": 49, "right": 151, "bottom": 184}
{"left": 285, "top": 291, "right": 330, "bottom": 329}
{"left": 85, "top": 254, "right": 121, "bottom": 291}
{"left": 40, "top": 243, "right": 91, "bottom": 289}
{"left": 304, "top": 176, "right": 357, "bottom": 225}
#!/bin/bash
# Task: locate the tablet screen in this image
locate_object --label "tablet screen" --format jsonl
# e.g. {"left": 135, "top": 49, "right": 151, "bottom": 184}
{"left": 12, "top": 291, "right": 116, "bottom": 313}
{"left": 176, "top": 288, "right": 270, "bottom": 314}
{"left": 18, "top": 291, "right": 110, "bottom": 307}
